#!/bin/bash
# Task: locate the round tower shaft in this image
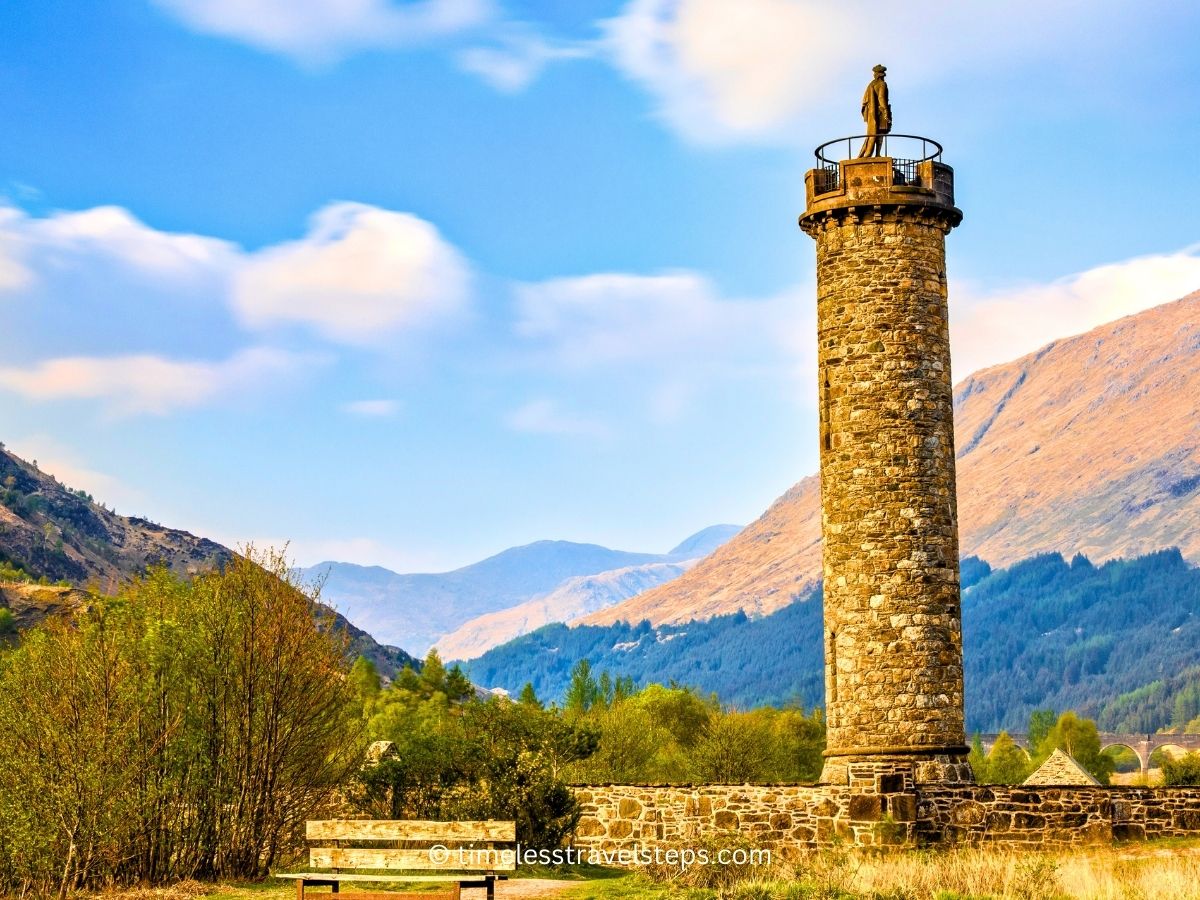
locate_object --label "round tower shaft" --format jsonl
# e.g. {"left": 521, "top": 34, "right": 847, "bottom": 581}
{"left": 799, "top": 144, "right": 972, "bottom": 787}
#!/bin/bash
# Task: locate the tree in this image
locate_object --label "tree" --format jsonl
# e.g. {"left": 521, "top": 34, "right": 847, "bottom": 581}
{"left": 968, "top": 733, "right": 988, "bottom": 781}
{"left": 1042, "top": 711, "right": 1115, "bottom": 784}
{"left": 564, "top": 659, "right": 599, "bottom": 715}
{"left": 358, "top": 692, "right": 596, "bottom": 849}
{"left": 0, "top": 548, "right": 364, "bottom": 893}
{"left": 420, "top": 649, "right": 448, "bottom": 694}
{"left": 1161, "top": 751, "right": 1200, "bottom": 786}
{"left": 692, "top": 711, "right": 777, "bottom": 783}
{"left": 348, "top": 656, "right": 382, "bottom": 712}
{"left": 518, "top": 682, "right": 542, "bottom": 708}
{"left": 985, "top": 731, "right": 1033, "bottom": 784}
{"left": 1027, "top": 708, "right": 1057, "bottom": 755}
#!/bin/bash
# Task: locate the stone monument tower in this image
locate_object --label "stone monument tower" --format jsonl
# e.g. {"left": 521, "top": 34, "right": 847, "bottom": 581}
{"left": 798, "top": 75, "right": 972, "bottom": 788}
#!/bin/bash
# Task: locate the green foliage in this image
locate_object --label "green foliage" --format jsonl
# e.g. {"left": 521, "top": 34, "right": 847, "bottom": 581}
{"left": 348, "top": 655, "right": 381, "bottom": 708}
{"left": 1102, "top": 744, "right": 1140, "bottom": 773}
{"left": 519, "top": 681, "right": 543, "bottom": 707}
{"left": 980, "top": 732, "right": 1033, "bottom": 784}
{"left": 0, "top": 607, "right": 14, "bottom": 636}
{"left": 563, "top": 668, "right": 824, "bottom": 785}
{"left": 965, "top": 549, "right": 1200, "bottom": 732}
{"left": 0, "top": 549, "right": 363, "bottom": 895}
{"left": 1161, "top": 751, "right": 1200, "bottom": 786}
{"left": 1026, "top": 709, "right": 1056, "bottom": 752}
{"left": 0, "top": 559, "right": 32, "bottom": 582}
{"left": 355, "top": 662, "right": 598, "bottom": 849}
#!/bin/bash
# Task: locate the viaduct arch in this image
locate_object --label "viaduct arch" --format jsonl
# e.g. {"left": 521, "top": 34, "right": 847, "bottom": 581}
{"left": 977, "top": 733, "right": 1200, "bottom": 776}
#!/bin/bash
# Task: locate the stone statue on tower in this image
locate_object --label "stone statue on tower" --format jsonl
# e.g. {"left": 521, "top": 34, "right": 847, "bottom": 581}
{"left": 858, "top": 64, "right": 891, "bottom": 157}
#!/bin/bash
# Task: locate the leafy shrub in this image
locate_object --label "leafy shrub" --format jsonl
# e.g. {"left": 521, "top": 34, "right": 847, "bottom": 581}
{"left": 0, "top": 548, "right": 363, "bottom": 895}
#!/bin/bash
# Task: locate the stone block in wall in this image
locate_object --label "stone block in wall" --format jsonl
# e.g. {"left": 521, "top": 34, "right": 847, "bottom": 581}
{"left": 713, "top": 810, "right": 739, "bottom": 830}
{"left": 848, "top": 794, "right": 882, "bottom": 822}
{"left": 887, "top": 794, "right": 918, "bottom": 822}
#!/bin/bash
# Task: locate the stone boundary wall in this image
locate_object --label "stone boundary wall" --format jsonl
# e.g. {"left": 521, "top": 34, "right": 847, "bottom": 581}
{"left": 571, "top": 784, "right": 1200, "bottom": 852}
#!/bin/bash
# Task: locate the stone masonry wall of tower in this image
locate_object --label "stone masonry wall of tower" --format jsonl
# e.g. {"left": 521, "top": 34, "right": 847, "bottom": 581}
{"left": 800, "top": 154, "right": 971, "bottom": 787}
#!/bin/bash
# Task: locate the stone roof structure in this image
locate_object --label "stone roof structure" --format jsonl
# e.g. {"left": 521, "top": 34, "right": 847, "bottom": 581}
{"left": 1023, "top": 749, "right": 1100, "bottom": 786}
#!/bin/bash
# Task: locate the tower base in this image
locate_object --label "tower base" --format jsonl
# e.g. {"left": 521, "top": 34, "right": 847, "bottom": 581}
{"left": 820, "top": 748, "right": 974, "bottom": 790}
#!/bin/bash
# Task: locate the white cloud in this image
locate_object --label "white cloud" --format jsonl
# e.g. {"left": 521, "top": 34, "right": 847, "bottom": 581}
{"left": 233, "top": 202, "right": 471, "bottom": 345}
{"left": 513, "top": 270, "right": 810, "bottom": 423}
{"left": 343, "top": 398, "right": 401, "bottom": 417}
{"left": 950, "top": 247, "right": 1200, "bottom": 378}
{"left": 0, "top": 204, "right": 234, "bottom": 292}
{"left": 505, "top": 399, "right": 610, "bottom": 438}
{"left": 515, "top": 270, "right": 806, "bottom": 370}
{"left": 0, "top": 347, "right": 308, "bottom": 416}
{"left": 456, "top": 28, "right": 595, "bottom": 93}
{"left": 601, "top": 0, "right": 1155, "bottom": 143}
{"left": 151, "top": 0, "right": 493, "bottom": 63}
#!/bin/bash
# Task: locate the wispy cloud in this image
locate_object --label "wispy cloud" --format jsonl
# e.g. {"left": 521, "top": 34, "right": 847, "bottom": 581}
{"left": 150, "top": 0, "right": 494, "bottom": 64}
{"left": 505, "top": 398, "right": 610, "bottom": 438}
{"left": 515, "top": 270, "right": 806, "bottom": 370}
{"left": 342, "top": 398, "right": 401, "bottom": 417}
{"left": 0, "top": 347, "right": 309, "bottom": 416}
{"left": 456, "top": 27, "right": 595, "bottom": 93}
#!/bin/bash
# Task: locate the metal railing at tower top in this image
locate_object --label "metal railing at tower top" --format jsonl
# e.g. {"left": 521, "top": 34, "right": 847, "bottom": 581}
{"left": 812, "top": 134, "right": 944, "bottom": 195}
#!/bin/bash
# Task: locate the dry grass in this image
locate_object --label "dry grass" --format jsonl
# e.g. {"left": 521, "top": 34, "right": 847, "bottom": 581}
{"left": 71, "top": 843, "right": 1200, "bottom": 900}
{"left": 604, "top": 841, "right": 1200, "bottom": 899}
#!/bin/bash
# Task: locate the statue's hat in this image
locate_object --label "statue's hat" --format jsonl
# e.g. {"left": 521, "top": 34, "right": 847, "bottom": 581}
{"left": 872, "top": 64, "right": 887, "bottom": 74}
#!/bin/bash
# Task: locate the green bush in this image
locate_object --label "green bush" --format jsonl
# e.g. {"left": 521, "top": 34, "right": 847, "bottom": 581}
{"left": 1161, "top": 751, "right": 1200, "bottom": 785}
{"left": 0, "top": 548, "right": 363, "bottom": 895}
{"left": 354, "top": 650, "right": 598, "bottom": 850}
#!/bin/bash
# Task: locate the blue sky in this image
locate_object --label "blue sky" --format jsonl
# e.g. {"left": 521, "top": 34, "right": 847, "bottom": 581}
{"left": 2, "top": 0, "right": 1199, "bottom": 572}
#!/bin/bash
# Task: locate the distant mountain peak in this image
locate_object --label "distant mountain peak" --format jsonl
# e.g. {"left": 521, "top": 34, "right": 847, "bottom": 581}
{"left": 668, "top": 524, "right": 743, "bottom": 558}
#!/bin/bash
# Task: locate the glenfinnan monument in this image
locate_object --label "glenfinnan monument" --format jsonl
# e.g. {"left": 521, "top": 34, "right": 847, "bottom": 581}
{"left": 799, "top": 67, "right": 972, "bottom": 788}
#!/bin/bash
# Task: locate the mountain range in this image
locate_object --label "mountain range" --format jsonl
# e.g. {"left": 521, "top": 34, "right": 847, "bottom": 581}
{"left": 300, "top": 524, "right": 742, "bottom": 654}
{"left": 465, "top": 549, "right": 1200, "bottom": 735}
{"left": 579, "top": 290, "right": 1200, "bottom": 628}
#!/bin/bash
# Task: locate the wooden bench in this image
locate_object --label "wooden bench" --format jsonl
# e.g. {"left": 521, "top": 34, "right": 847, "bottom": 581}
{"left": 277, "top": 819, "right": 517, "bottom": 900}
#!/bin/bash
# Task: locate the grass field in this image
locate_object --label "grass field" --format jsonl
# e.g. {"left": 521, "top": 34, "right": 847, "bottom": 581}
{"left": 90, "top": 842, "right": 1200, "bottom": 900}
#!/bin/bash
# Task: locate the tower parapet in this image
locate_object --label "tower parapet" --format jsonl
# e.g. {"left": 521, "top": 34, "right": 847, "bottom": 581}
{"left": 799, "top": 132, "right": 971, "bottom": 788}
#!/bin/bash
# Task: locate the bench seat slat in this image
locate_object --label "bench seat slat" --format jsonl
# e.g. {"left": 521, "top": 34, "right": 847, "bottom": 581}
{"left": 306, "top": 820, "right": 515, "bottom": 842}
{"left": 277, "top": 873, "right": 500, "bottom": 883}
{"left": 310, "top": 848, "right": 515, "bottom": 872}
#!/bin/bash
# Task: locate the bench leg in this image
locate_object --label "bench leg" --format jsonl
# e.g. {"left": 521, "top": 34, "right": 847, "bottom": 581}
{"left": 296, "top": 881, "right": 304, "bottom": 900}
{"left": 331, "top": 884, "right": 339, "bottom": 895}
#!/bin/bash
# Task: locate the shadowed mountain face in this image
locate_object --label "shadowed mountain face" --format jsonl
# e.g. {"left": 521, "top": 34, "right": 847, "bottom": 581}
{"left": 582, "top": 290, "right": 1200, "bottom": 627}
{"left": 0, "top": 446, "right": 231, "bottom": 588}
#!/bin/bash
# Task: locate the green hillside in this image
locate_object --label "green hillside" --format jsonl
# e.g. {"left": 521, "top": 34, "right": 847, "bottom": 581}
{"left": 467, "top": 550, "right": 1200, "bottom": 732}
